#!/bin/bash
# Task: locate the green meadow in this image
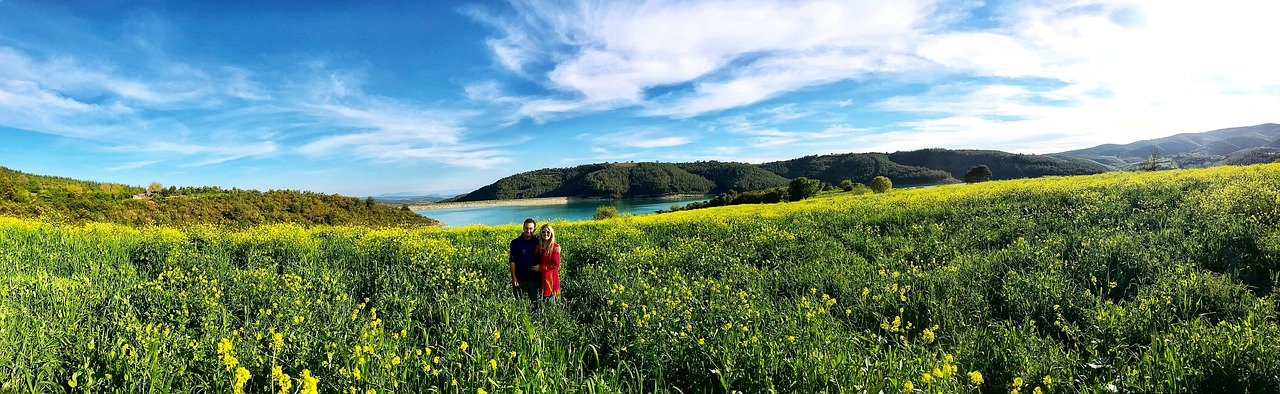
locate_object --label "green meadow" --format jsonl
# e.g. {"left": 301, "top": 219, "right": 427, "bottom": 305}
{"left": 2, "top": 164, "right": 1278, "bottom": 393}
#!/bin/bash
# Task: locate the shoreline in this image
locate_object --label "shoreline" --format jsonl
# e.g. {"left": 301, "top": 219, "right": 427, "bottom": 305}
{"left": 407, "top": 194, "right": 709, "bottom": 211}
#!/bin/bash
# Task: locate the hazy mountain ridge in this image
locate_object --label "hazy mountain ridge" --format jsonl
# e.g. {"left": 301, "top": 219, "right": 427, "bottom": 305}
{"left": 1054, "top": 123, "right": 1280, "bottom": 169}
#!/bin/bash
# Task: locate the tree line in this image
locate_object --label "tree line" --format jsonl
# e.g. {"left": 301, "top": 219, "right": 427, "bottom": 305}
{"left": 0, "top": 166, "right": 437, "bottom": 228}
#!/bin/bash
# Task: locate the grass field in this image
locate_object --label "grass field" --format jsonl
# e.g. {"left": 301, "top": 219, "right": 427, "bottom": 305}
{"left": 2, "top": 164, "right": 1279, "bottom": 393}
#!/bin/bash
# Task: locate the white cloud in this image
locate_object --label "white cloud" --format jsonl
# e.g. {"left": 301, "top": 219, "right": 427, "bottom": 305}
{"left": 871, "top": 0, "right": 1280, "bottom": 153}
{"left": 473, "top": 0, "right": 1278, "bottom": 155}
{"left": 587, "top": 128, "right": 695, "bottom": 150}
{"left": 294, "top": 75, "right": 512, "bottom": 168}
{"left": 474, "top": 0, "right": 932, "bottom": 119}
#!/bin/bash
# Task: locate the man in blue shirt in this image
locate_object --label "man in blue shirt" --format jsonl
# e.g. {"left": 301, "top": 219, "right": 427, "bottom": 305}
{"left": 510, "top": 218, "right": 541, "bottom": 305}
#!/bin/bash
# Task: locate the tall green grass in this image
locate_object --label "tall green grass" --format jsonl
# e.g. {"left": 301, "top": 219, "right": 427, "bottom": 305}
{"left": 2, "top": 164, "right": 1279, "bottom": 393}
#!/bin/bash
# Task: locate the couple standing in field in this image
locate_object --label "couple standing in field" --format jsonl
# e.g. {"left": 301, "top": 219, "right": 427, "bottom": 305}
{"left": 509, "top": 218, "right": 561, "bottom": 307}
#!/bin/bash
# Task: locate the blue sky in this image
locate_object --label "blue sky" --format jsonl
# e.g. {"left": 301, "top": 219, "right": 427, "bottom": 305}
{"left": 1, "top": 0, "right": 1277, "bottom": 196}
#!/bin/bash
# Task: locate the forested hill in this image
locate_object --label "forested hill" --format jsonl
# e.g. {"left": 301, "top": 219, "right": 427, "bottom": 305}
{"left": 887, "top": 149, "right": 1110, "bottom": 181}
{"left": 758, "top": 153, "right": 954, "bottom": 186}
{"left": 454, "top": 162, "right": 723, "bottom": 201}
{"left": 452, "top": 149, "right": 1102, "bottom": 201}
{"left": 0, "top": 166, "right": 437, "bottom": 227}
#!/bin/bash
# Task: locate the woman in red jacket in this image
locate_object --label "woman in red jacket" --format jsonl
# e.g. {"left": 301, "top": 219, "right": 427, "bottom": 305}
{"left": 533, "top": 223, "right": 561, "bottom": 299}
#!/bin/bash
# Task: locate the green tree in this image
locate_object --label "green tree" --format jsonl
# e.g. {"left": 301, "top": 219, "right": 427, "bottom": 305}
{"left": 788, "top": 177, "right": 822, "bottom": 201}
{"left": 594, "top": 205, "right": 619, "bottom": 220}
{"left": 839, "top": 179, "right": 854, "bottom": 191}
{"left": 147, "top": 182, "right": 164, "bottom": 195}
{"left": 964, "top": 165, "right": 992, "bottom": 183}
{"left": 869, "top": 176, "right": 892, "bottom": 193}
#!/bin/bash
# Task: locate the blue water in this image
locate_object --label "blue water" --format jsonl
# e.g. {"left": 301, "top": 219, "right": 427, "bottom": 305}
{"left": 416, "top": 196, "right": 710, "bottom": 228}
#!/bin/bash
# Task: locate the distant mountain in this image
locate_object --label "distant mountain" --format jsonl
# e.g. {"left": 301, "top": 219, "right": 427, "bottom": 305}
{"left": 888, "top": 149, "right": 1110, "bottom": 180}
{"left": 0, "top": 166, "right": 438, "bottom": 227}
{"left": 374, "top": 192, "right": 455, "bottom": 199}
{"left": 1054, "top": 123, "right": 1280, "bottom": 170}
{"left": 758, "top": 153, "right": 954, "bottom": 186}
{"left": 373, "top": 193, "right": 454, "bottom": 205}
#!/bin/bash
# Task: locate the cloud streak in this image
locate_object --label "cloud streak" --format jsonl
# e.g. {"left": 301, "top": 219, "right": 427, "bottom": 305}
{"left": 0, "top": 44, "right": 511, "bottom": 170}
{"left": 473, "top": 0, "right": 933, "bottom": 119}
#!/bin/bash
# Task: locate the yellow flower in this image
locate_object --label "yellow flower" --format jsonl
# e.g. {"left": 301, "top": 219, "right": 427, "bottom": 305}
{"left": 272, "top": 366, "right": 292, "bottom": 394}
{"left": 478, "top": 388, "right": 488, "bottom": 394}
{"left": 352, "top": 367, "right": 361, "bottom": 380}
{"left": 272, "top": 332, "right": 284, "bottom": 352}
{"left": 1014, "top": 377, "right": 1024, "bottom": 387}
{"left": 509, "top": 351, "right": 517, "bottom": 358}
{"left": 969, "top": 371, "right": 984, "bottom": 385}
{"left": 922, "top": 329, "right": 935, "bottom": 343}
{"left": 392, "top": 356, "right": 401, "bottom": 366}
{"left": 921, "top": 372, "right": 934, "bottom": 384}
{"left": 460, "top": 341, "right": 469, "bottom": 352}
{"left": 218, "top": 338, "right": 239, "bottom": 370}
{"left": 366, "top": 389, "right": 376, "bottom": 394}
{"left": 1033, "top": 387, "right": 1043, "bottom": 394}
{"left": 299, "top": 369, "right": 319, "bottom": 394}
{"left": 493, "top": 330, "right": 501, "bottom": 341}
{"left": 904, "top": 380, "right": 914, "bottom": 392}
{"left": 233, "top": 367, "right": 252, "bottom": 394}
{"left": 489, "top": 359, "right": 498, "bottom": 370}
{"left": 1043, "top": 375, "right": 1052, "bottom": 387}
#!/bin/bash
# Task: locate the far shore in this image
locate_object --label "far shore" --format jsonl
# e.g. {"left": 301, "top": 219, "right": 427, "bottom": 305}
{"left": 407, "top": 194, "right": 709, "bottom": 211}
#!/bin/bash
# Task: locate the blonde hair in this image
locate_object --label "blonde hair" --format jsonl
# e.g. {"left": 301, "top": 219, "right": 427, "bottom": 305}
{"left": 538, "top": 223, "right": 557, "bottom": 255}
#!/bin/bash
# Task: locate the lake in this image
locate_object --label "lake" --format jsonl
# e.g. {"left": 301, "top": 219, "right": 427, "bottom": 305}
{"left": 415, "top": 196, "right": 711, "bottom": 227}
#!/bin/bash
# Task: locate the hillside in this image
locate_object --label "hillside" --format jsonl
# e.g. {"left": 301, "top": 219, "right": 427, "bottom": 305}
{"left": 1055, "top": 123, "right": 1280, "bottom": 169}
{"left": 758, "top": 153, "right": 954, "bottom": 186}
{"left": 888, "top": 149, "right": 1109, "bottom": 180}
{"left": 0, "top": 166, "right": 437, "bottom": 227}
{"left": 674, "top": 161, "right": 791, "bottom": 194}
{"left": 5, "top": 164, "right": 1278, "bottom": 392}
{"left": 454, "top": 149, "right": 1108, "bottom": 201}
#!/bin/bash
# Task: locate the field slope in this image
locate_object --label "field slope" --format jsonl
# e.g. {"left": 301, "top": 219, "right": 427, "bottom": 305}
{"left": 2, "top": 165, "right": 1279, "bottom": 392}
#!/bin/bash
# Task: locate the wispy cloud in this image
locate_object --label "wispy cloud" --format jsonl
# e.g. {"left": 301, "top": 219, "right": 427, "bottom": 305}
{"left": 0, "top": 42, "right": 512, "bottom": 169}
{"left": 586, "top": 128, "right": 695, "bottom": 150}
{"left": 870, "top": 0, "right": 1280, "bottom": 151}
{"left": 471, "top": 0, "right": 933, "bottom": 119}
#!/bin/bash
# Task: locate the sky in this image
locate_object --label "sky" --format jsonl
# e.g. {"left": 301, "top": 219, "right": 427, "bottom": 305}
{"left": 1, "top": 0, "right": 1278, "bottom": 197}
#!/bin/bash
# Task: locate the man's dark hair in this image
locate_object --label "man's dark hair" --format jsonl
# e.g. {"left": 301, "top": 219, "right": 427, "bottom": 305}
{"left": 524, "top": 218, "right": 536, "bottom": 225}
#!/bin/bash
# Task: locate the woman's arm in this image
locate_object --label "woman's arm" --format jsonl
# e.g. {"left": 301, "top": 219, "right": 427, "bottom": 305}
{"left": 545, "top": 244, "right": 561, "bottom": 271}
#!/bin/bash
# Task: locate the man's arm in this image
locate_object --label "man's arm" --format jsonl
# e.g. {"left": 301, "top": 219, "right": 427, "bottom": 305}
{"left": 509, "top": 242, "right": 519, "bottom": 286}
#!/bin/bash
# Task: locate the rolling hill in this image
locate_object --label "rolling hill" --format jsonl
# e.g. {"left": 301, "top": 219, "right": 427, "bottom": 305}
{"left": 1053, "top": 123, "right": 1280, "bottom": 170}
{"left": 452, "top": 149, "right": 1103, "bottom": 201}
{"left": 888, "top": 149, "right": 1110, "bottom": 181}
{"left": 0, "top": 166, "right": 438, "bottom": 227}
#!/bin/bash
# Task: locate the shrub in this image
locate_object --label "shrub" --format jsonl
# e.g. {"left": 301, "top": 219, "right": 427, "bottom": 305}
{"left": 964, "top": 165, "right": 992, "bottom": 183}
{"left": 594, "top": 205, "right": 619, "bottom": 220}
{"left": 788, "top": 177, "right": 822, "bottom": 201}
{"left": 870, "top": 176, "right": 892, "bottom": 193}
{"left": 839, "top": 180, "right": 854, "bottom": 191}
